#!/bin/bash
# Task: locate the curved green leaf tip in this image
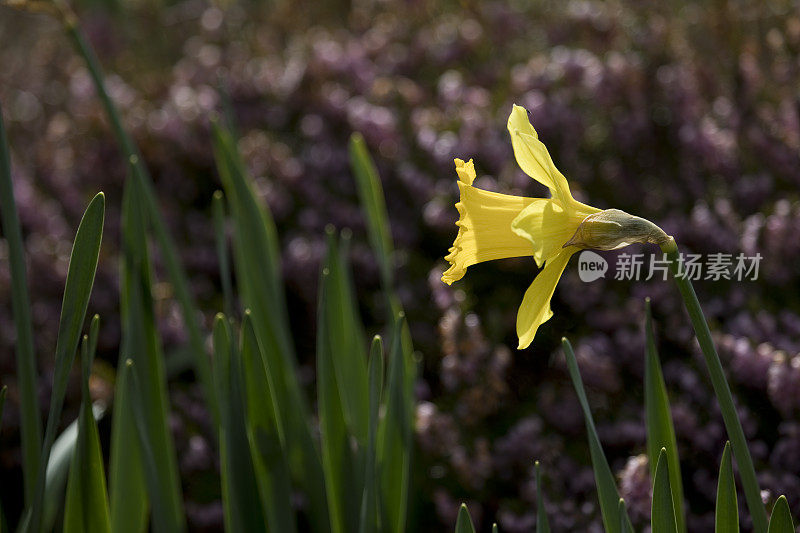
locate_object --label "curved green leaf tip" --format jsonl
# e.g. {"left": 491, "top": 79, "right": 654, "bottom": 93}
{"left": 716, "top": 442, "right": 738, "bottom": 533}
{"left": 652, "top": 448, "right": 678, "bottom": 533}
{"left": 619, "top": 499, "right": 633, "bottom": 533}
{"left": 767, "top": 496, "right": 795, "bottom": 533}
{"left": 455, "top": 503, "right": 476, "bottom": 533}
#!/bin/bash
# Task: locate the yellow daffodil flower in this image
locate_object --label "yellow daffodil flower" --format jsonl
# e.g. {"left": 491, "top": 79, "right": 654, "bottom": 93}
{"left": 443, "top": 105, "right": 670, "bottom": 349}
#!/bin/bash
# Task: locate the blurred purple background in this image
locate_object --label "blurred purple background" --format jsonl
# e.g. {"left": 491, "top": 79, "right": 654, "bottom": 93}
{"left": 1, "top": 0, "right": 800, "bottom": 531}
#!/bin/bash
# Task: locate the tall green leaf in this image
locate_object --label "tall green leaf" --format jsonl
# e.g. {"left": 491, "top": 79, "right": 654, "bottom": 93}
{"left": 119, "top": 176, "right": 184, "bottom": 532}
{"left": 455, "top": 504, "right": 476, "bottom": 533}
{"left": 317, "top": 232, "right": 366, "bottom": 533}
{"left": 562, "top": 337, "right": 632, "bottom": 533}
{"left": 211, "top": 121, "right": 329, "bottom": 530}
{"left": 109, "top": 354, "right": 147, "bottom": 533}
{"left": 652, "top": 448, "right": 679, "bottom": 533}
{"left": 212, "top": 315, "right": 267, "bottom": 533}
{"left": 349, "top": 137, "right": 415, "bottom": 525}
{"left": 359, "top": 336, "right": 385, "bottom": 533}
{"left": 644, "top": 299, "right": 685, "bottom": 532}
{"left": 29, "top": 192, "right": 104, "bottom": 533}
{"left": 0, "top": 103, "right": 40, "bottom": 506}
{"left": 348, "top": 133, "right": 394, "bottom": 291}
{"left": 716, "top": 441, "right": 738, "bottom": 533}
{"left": 240, "top": 313, "right": 297, "bottom": 533}
{"left": 348, "top": 134, "right": 414, "bottom": 404}
{"left": 321, "top": 229, "right": 369, "bottom": 442}
{"left": 124, "top": 360, "right": 184, "bottom": 532}
{"left": 767, "top": 496, "right": 794, "bottom": 533}
{"left": 535, "top": 461, "right": 550, "bottom": 533}
{"left": 64, "top": 25, "right": 217, "bottom": 423}
{"left": 378, "top": 316, "right": 412, "bottom": 533}
{"left": 64, "top": 320, "right": 111, "bottom": 533}
{"left": 211, "top": 123, "right": 289, "bottom": 354}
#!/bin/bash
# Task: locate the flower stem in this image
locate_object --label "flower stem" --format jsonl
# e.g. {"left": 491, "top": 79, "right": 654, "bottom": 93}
{"left": 660, "top": 238, "right": 768, "bottom": 533}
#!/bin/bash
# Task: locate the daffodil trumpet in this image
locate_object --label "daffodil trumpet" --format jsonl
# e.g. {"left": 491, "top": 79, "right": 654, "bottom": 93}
{"left": 442, "top": 105, "right": 671, "bottom": 349}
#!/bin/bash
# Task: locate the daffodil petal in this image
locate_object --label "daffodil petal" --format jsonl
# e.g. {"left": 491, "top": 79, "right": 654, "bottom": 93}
{"left": 442, "top": 159, "right": 540, "bottom": 284}
{"left": 507, "top": 104, "right": 573, "bottom": 203}
{"left": 516, "top": 248, "right": 575, "bottom": 349}
{"left": 511, "top": 198, "right": 600, "bottom": 266}
{"left": 511, "top": 199, "right": 577, "bottom": 266}
{"left": 454, "top": 157, "right": 476, "bottom": 185}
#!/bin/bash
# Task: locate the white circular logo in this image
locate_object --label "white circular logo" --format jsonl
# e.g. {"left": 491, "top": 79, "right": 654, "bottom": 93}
{"left": 577, "top": 250, "right": 608, "bottom": 282}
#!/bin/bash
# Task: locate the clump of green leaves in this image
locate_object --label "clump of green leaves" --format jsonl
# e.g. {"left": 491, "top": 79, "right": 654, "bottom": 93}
{"left": 456, "top": 301, "right": 796, "bottom": 533}
{"left": 0, "top": 72, "right": 414, "bottom": 530}
{"left": 209, "top": 121, "right": 415, "bottom": 533}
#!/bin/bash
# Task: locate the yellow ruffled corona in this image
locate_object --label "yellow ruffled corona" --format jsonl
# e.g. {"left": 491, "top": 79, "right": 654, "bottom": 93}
{"left": 443, "top": 105, "right": 670, "bottom": 349}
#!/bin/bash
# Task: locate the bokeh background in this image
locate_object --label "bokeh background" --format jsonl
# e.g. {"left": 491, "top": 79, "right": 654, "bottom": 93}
{"left": 1, "top": 0, "right": 800, "bottom": 531}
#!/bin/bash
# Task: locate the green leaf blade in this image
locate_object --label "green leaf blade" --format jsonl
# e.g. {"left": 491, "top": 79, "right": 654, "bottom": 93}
{"left": 317, "top": 235, "right": 364, "bottom": 533}
{"left": 348, "top": 133, "right": 394, "bottom": 290}
{"left": 211, "top": 121, "right": 330, "bottom": 530}
{"left": 767, "top": 496, "right": 795, "bottom": 533}
{"left": 211, "top": 123, "right": 288, "bottom": 347}
{"left": 645, "top": 300, "right": 686, "bottom": 533}
{"left": 119, "top": 177, "right": 185, "bottom": 532}
{"left": 378, "top": 316, "right": 412, "bottom": 533}
{"left": 124, "top": 359, "right": 185, "bottom": 532}
{"left": 109, "top": 359, "right": 147, "bottom": 533}
{"left": 64, "top": 24, "right": 217, "bottom": 423}
{"left": 378, "top": 318, "right": 413, "bottom": 532}
{"left": 359, "top": 336, "right": 385, "bottom": 533}
{"left": 562, "top": 338, "right": 632, "bottom": 533}
{"left": 0, "top": 104, "right": 41, "bottom": 507}
{"left": 455, "top": 503, "right": 476, "bottom": 533}
{"left": 240, "top": 314, "right": 297, "bottom": 533}
{"left": 716, "top": 441, "right": 739, "bottom": 533}
{"left": 30, "top": 191, "right": 105, "bottom": 533}
{"left": 213, "top": 314, "right": 267, "bottom": 533}
{"left": 348, "top": 134, "right": 414, "bottom": 412}
{"left": 652, "top": 448, "right": 679, "bottom": 533}
{"left": 322, "top": 230, "right": 369, "bottom": 443}
{"left": 63, "top": 334, "right": 111, "bottom": 533}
